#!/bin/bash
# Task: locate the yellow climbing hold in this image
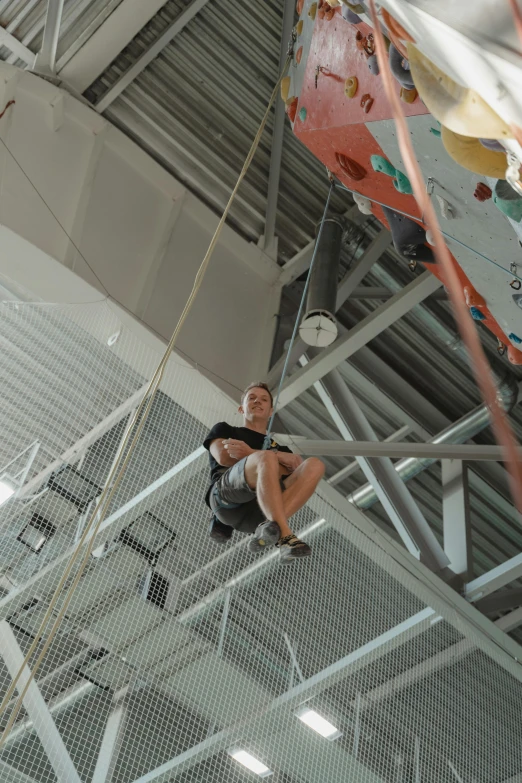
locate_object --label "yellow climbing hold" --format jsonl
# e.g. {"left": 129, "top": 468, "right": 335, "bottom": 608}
{"left": 281, "top": 76, "right": 291, "bottom": 103}
{"left": 400, "top": 87, "right": 418, "bottom": 104}
{"left": 309, "top": 2, "right": 317, "bottom": 20}
{"left": 296, "top": 20, "right": 304, "bottom": 35}
{"left": 441, "top": 127, "right": 509, "bottom": 178}
{"left": 344, "top": 76, "right": 358, "bottom": 98}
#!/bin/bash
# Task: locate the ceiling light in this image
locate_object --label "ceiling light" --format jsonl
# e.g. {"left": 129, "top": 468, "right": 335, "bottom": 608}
{"left": 0, "top": 476, "right": 17, "bottom": 506}
{"left": 296, "top": 707, "right": 342, "bottom": 740}
{"left": 228, "top": 748, "right": 273, "bottom": 778}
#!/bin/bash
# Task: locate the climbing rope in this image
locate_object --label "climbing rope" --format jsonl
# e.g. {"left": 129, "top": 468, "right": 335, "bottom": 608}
{"left": 0, "top": 54, "right": 292, "bottom": 747}
{"left": 263, "top": 181, "right": 334, "bottom": 449}
{"left": 368, "top": 0, "right": 522, "bottom": 519}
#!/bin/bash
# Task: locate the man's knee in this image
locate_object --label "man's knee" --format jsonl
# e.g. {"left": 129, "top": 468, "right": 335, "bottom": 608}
{"left": 303, "top": 457, "right": 325, "bottom": 481}
{"left": 248, "top": 450, "right": 279, "bottom": 470}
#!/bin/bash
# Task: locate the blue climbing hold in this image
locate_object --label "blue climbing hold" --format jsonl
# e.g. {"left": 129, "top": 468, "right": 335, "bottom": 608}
{"left": 470, "top": 307, "right": 486, "bottom": 321}
{"left": 509, "top": 332, "right": 522, "bottom": 344}
{"left": 341, "top": 5, "right": 361, "bottom": 23}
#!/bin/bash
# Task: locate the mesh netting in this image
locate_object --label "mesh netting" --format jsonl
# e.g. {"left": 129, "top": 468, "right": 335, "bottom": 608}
{"left": 0, "top": 298, "right": 521, "bottom": 783}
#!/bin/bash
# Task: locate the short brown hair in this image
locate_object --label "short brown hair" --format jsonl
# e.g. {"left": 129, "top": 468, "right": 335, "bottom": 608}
{"left": 241, "top": 381, "right": 273, "bottom": 407}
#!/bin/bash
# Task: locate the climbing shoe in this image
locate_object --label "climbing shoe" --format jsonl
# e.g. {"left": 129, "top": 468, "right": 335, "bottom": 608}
{"left": 248, "top": 521, "right": 280, "bottom": 553}
{"left": 209, "top": 515, "right": 233, "bottom": 545}
{"left": 277, "top": 534, "right": 312, "bottom": 563}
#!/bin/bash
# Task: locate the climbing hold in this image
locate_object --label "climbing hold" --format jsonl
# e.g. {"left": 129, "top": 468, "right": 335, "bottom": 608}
{"left": 442, "top": 127, "right": 508, "bottom": 178}
{"left": 493, "top": 180, "right": 522, "bottom": 222}
{"left": 479, "top": 138, "right": 505, "bottom": 152}
{"left": 344, "top": 77, "right": 358, "bottom": 98}
{"left": 325, "top": 5, "right": 335, "bottom": 20}
{"left": 389, "top": 45, "right": 415, "bottom": 89}
{"left": 341, "top": 4, "right": 361, "bottom": 23}
{"left": 393, "top": 170, "right": 413, "bottom": 194}
{"left": 507, "top": 345, "right": 522, "bottom": 364}
{"left": 296, "top": 20, "right": 304, "bottom": 34}
{"left": 353, "top": 193, "right": 372, "bottom": 215}
{"left": 335, "top": 153, "right": 366, "bottom": 181}
{"left": 317, "top": 0, "right": 325, "bottom": 19}
{"left": 473, "top": 183, "right": 492, "bottom": 202}
{"left": 407, "top": 44, "right": 512, "bottom": 139}
{"left": 470, "top": 307, "right": 486, "bottom": 321}
{"left": 355, "top": 30, "right": 366, "bottom": 51}
{"left": 298, "top": 106, "right": 307, "bottom": 122}
{"left": 297, "top": 0, "right": 304, "bottom": 13}
{"left": 308, "top": 2, "right": 317, "bottom": 19}
{"left": 426, "top": 229, "right": 434, "bottom": 245}
{"left": 360, "top": 93, "right": 374, "bottom": 113}
{"left": 430, "top": 127, "right": 442, "bottom": 137}
{"left": 296, "top": 46, "right": 303, "bottom": 64}
{"left": 370, "top": 155, "right": 397, "bottom": 177}
{"left": 381, "top": 206, "right": 435, "bottom": 263}
{"left": 400, "top": 87, "right": 418, "bottom": 103}
{"left": 512, "top": 294, "right": 522, "bottom": 309}
{"left": 509, "top": 332, "right": 522, "bottom": 344}
{"left": 280, "top": 76, "right": 291, "bottom": 103}
{"left": 464, "top": 286, "right": 486, "bottom": 308}
{"left": 435, "top": 194, "right": 455, "bottom": 220}
{"left": 367, "top": 55, "right": 379, "bottom": 75}
{"left": 285, "top": 97, "right": 298, "bottom": 123}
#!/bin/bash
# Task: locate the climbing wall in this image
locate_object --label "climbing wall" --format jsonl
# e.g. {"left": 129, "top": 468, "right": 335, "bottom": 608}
{"left": 287, "top": 1, "right": 522, "bottom": 363}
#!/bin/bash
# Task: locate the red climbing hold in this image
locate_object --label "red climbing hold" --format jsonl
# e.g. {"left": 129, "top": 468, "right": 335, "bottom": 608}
{"left": 473, "top": 183, "right": 492, "bottom": 202}
{"left": 296, "top": 46, "right": 303, "bottom": 64}
{"left": 297, "top": 0, "right": 304, "bottom": 14}
{"left": 463, "top": 285, "right": 486, "bottom": 309}
{"left": 360, "top": 93, "right": 374, "bottom": 113}
{"left": 286, "top": 97, "right": 298, "bottom": 123}
{"left": 335, "top": 153, "right": 366, "bottom": 181}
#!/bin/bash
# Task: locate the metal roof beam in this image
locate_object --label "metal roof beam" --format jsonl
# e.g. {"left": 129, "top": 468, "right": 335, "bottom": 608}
{"left": 475, "top": 588, "right": 522, "bottom": 615}
{"left": 0, "top": 26, "right": 35, "bottom": 65}
{"left": 32, "top": 0, "right": 65, "bottom": 77}
{"left": 0, "top": 621, "right": 82, "bottom": 783}
{"left": 0, "top": 759, "right": 38, "bottom": 783}
{"left": 442, "top": 459, "right": 472, "bottom": 580}
{"left": 275, "top": 272, "right": 442, "bottom": 408}
{"left": 465, "top": 553, "right": 522, "bottom": 603}
{"left": 260, "top": 0, "right": 296, "bottom": 257}
{"left": 94, "top": 0, "right": 213, "bottom": 114}
{"left": 57, "top": 0, "right": 171, "bottom": 93}
{"left": 276, "top": 439, "right": 511, "bottom": 461}
{"left": 308, "top": 366, "right": 449, "bottom": 571}
{"left": 327, "top": 424, "right": 412, "bottom": 485}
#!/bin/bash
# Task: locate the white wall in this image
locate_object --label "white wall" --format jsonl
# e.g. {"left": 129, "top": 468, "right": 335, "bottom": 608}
{"left": 0, "top": 64, "right": 282, "bottom": 399}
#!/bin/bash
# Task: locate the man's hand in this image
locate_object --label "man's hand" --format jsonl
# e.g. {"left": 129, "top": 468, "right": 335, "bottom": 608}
{"left": 222, "top": 439, "right": 255, "bottom": 461}
{"left": 276, "top": 452, "right": 303, "bottom": 472}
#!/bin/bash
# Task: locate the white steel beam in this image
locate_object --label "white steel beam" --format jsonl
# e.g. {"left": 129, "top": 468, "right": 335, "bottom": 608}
{"left": 0, "top": 26, "right": 35, "bottom": 65}
{"left": 442, "top": 460, "right": 472, "bottom": 579}
{"left": 12, "top": 383, "right": 150, "bottom": 504}
{"left": 313, "top": 367, "right": 448, "bottom": 571}
{"left": 57, "top": 0, "right": 171, "bottom": 93}
{"left": 276, "top": 438, "right": 517, "bottom": 462}
{"left": 32, "top": 0, "right": 65, "bottom": 77}
{"left": 260, "top": 0, "right": 295, "bottom": 257}
{"left": 92, "top": 697, "right": 129, "bottom": 783}
{"left": 475, "top": 589, "right": 522, "bottom": 615}
{"left": 327, "top": 424, "right": 411, "bottom": 486}
{"left": 0, "top": 621, "right": 82, "bottom": 783}
{"left": 275, "top": 272, "right": 442, "bottom": 409}
{"left": 130, "top": 608, "right": 435, "bottom": 783}
{"left": 94, "top": 0, "right": 213, "bottom": 113}
{"left": 495, "top": 607, "right": 522, "bottom": 634}
{"left": 465, "top": 552, "right": 522, "bottom": 602}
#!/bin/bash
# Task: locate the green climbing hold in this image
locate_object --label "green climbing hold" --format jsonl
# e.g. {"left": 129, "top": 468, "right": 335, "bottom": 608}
{"left": 393, "top": 170, "right": 413, "bottom": 195}
{"left": 298, "top": 106, "right": 307, "bottom": 122}
{"left": 370, "top": 155, "right": 396, "bottom": 177}
{"left": 430, "top": 128, "right": 442, "bottom": 137}
{"left": 493, "top": 180, "right": 522, "bottom": 223}
{"left": 371, "top": 155, "right": 412, "bottom": 194}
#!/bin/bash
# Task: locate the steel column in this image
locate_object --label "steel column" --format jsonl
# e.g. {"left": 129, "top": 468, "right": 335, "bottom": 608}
{"left": 276, "top": 439, "right": 515, "bottom": 461}
{"left": 0, "top": 621, "right": 82, "bottom": 783}
{"left": 32, "top": 0, "right": 65, "bottom": 76}
{"left": 442, "top": 460, "right": 472, "bottom": 579}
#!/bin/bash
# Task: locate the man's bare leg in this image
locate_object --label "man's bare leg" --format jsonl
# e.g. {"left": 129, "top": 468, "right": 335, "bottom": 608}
{"left": 281, "top": 458, "right": 325, "bottom": 519}
{"left": 244, "top": 451, "right": 293, "bottom": 537}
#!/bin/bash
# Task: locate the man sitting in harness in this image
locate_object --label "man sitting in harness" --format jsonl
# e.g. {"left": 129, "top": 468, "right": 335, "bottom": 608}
{"left": 203, "top": 382, "right": 325, "bottom": 563}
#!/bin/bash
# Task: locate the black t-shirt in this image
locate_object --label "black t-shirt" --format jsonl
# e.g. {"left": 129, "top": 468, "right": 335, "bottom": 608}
{"left": 203, "top": 421, "right": 292, "bottom": 505}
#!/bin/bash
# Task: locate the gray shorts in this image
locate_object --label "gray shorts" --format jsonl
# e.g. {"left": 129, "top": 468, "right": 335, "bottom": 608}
{"left": 209, "top": 458, "right": 286, "bottom": 534}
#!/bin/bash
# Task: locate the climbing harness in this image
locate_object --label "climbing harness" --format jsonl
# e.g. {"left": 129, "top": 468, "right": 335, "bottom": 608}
{"left": 0, "top": 51, "right": 294, "bottom": 748}
{"left": 263, "top": 182, "right": 335, "bottom": 450}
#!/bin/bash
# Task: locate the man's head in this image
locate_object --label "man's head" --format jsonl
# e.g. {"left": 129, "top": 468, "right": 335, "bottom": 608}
{"left": 239, "top": 382, "right": 273, "bottom": 426}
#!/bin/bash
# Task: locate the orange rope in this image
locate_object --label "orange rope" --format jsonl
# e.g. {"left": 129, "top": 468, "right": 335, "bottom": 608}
{"left": 508, "top": 0, "right": 522, "bottom": 50}
{"left": 368, "top": 0, "right": 522, "bottom": 516}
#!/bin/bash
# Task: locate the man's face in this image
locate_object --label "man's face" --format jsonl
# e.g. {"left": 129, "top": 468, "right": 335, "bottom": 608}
{"left": 239, "top": 387, "right": 273, "bottom": 422}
